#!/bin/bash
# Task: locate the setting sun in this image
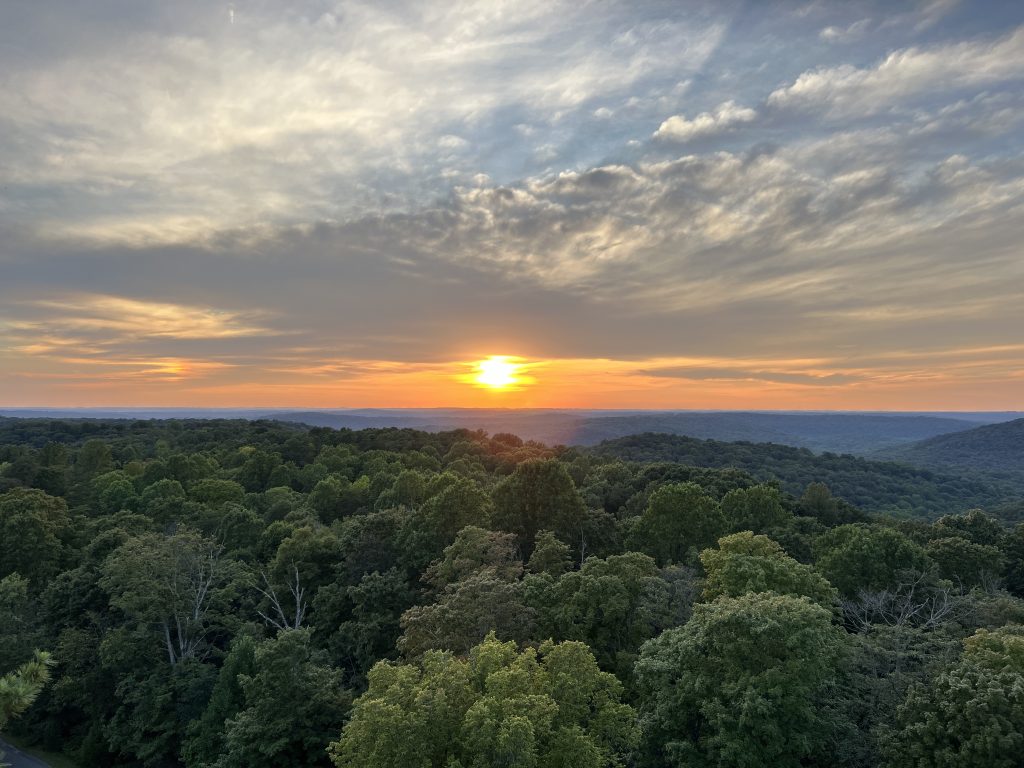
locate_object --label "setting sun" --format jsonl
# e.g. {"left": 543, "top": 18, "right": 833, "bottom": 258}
{"left": 474, "top": 356, "right": 522, "bottom": 389}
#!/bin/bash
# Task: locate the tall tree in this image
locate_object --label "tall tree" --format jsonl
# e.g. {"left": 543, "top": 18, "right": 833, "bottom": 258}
{"left": 700, "top": 531, "right": 837, "bottom": 607}
{"left": 101, "top": 529, "right": 249, "bottom": 665}
{"left": 628, "top": 482, "right": 726, "bottom": 566}
{"left": 635, "top": 592, "right": 844, "bottom": 768}
{"left": 882, "top": 625, "right": 1024, "bottom": 768}
{"left": 492, "top": 459, "right": 586, "bottom": 556}
{"left": 217, "top": 630, "right": 350, "bottom": 768}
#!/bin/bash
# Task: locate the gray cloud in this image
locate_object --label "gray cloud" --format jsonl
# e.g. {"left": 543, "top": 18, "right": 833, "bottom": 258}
{"left": 1, "top": 0, "right": 1023, "bottom": 406}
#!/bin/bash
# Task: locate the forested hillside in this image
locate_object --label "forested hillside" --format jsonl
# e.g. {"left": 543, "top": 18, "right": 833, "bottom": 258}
{"left": 881, "top": 417, "right": 1024, "bottom": 473}
{"left": 593, "top": 432, "right": 1023, "bottom": 518}
{"left": 2, "top": 419, "right": 1024, "bottom": 767}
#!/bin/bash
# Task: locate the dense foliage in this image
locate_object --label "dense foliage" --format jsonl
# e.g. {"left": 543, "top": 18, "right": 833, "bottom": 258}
{"left": 1, "top": 418, "right": 1023, "bottom": 767}
{"left": 596, "top": 432, "right": 1023, "bottom": 518}
{"left": 882, "top": 417, "right": 1024, "bottom": 474}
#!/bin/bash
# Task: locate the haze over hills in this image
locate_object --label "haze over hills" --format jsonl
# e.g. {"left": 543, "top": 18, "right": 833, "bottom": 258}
{"left": 3, "top": 409, "right": 1018, "bottom": 456}
{"left": 879, "top": 417, "right": 1024, "bottom": 474}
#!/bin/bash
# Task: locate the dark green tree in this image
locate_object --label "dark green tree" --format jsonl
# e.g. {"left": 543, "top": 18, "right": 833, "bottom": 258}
{"left": 815, "top": 524, "right": 931, "bottom": 596}
{"left": 721, "top": 485, "right": 791, "bottom": 534}
{"left": 217, "top": 629, "right": 350, "bottom": 768}
{"left": 492, "top": 459, "right": 586, "bottom": 556}
{"left": 0, "top": 488, "right": 69, "bottom": 587}
{"left": 627, "top": 482, "right": 725, "bottom": 566}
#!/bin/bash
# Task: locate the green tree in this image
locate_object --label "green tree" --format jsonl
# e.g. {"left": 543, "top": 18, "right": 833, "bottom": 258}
{"left": 815, "top": 524, "right": 930, "bottom": 596}
{"left": 0, "top": 488, "right": 69, "bottom": 586}
{"left": 190, "top": 478, "right": 246, "bottom": 508}
{"left": 217, "top": 630, "right": 350, "bottom": 768}
{"left": 398, "top": 571, "right": 534, "bottom": 657}
{"left": 933, "top": 509, "right": 1005, "bottom": 547}
{"left": 799, "top": 482, "right": 840, "bottom": 525}
{"left": 926, "top": 536, "right": 1004, "bottom": 588}
{"left": 635, "top": 592, "right": 844, "bottom": 768}
{"left": 527, "top": 530, "right": 572, "bottom": 577}
{"left": 419, "top": 475, "right": 492, "bottom": 543}
{"left": 881, "top": 625, "right": 1024, "bottom": 768}
{"left": 0, "top": 650, "right": 54, "bottom": 730}
{"left": 627, "top": 482, "right": 725, "bottom": 566}
{"left": 700, "top": 532, "right": 837, "bottom": 607}
{"left": 101, "top": 529, "right": 249, "bottom": 665}
{"left": 422, "top": 526, "right": 522, "bottom": 591}
{"left": 528, "top": 552, "right": 671, "bottom": 679}
{"left": 0, "top": 573, "right": 36, "bottom": 670}
{"left": 184, "top": 635, "right": 258, "bottom": 767}
{"left": 721, "top": 485, "right": 790, "bottom": 534}
{"left": 262, "top": 525, "right": 342, "bottom": 628}
{"left": 313, "top": 568, "right": 416, "bottom": 686}
{"left": 330, "top": 633, "right": 638, "bottom": 768}
{"left": 492, "top": 459, "right": 586, "bottom": 556}
{"left": 1005, "top": 523, "right": 1024, "bottom": 597}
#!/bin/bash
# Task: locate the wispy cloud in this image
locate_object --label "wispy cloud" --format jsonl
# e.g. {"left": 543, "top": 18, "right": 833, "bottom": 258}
{"left": 768, "top": 26, "right": 1024, "bottom": 117}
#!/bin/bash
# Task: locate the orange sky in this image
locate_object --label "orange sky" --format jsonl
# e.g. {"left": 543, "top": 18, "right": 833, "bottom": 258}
{"left": 3, "top": 349, "right": 1022, "bottom": 411}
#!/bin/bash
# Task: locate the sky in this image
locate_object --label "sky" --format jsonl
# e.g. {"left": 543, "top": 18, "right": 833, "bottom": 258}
{"left": 1, "top": 0, "right": 1023, "bottom": 409}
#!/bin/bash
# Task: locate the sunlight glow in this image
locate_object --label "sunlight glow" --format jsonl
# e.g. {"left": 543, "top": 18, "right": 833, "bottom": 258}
{"left": 474, "top": 356, "right": 521, "bottom": 389}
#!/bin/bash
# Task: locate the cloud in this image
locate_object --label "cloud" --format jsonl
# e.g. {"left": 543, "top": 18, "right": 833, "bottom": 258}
{"left": 653, "top": 101, "right": 757, "bottom": 142}
{"left": 819, "top": 18, "right": 871, "bottom": 43}
{"left": 16, "top": 295, "right": 277, "bottom": 340}
{"left": 0, "top": 0, "right": 726, "bottom": 243}
{"left": 769, "top": 26, "right": 1024, "bottom": 117}
{"left": 1, "top": 1, "right": 1023, "bottom": 408}
{"left": 640, "top": 365, "right": 863, "bottom": 386}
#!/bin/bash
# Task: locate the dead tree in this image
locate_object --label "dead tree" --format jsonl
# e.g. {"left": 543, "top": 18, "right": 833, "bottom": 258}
{"left": 256, "top": 566, "right": 306, "bottom": 631}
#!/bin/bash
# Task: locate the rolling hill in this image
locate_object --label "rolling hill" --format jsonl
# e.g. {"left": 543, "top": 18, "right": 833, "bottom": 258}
{"left": 592, "top": 432, "right": 1024, "bottom": 519}
{"left": 270, "top": 410, "right": 986, "bottom": 454}
{"left": 881, "top": 417, "right": 1024, "bottom": 473}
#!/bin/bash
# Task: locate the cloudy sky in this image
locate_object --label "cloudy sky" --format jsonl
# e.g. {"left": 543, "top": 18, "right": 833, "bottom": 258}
{"left": 1, "top": 0, "right": 1023, "bottom": 408}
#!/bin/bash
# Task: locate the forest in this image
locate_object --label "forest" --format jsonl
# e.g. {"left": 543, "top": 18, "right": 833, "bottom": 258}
{"left": 1, "top": 418, "right": 1023, "bottom": 767}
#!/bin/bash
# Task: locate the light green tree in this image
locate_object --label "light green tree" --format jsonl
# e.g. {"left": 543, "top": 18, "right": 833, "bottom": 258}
{"left": 0, "top": 650, "right": 54, "bottom": 730}
{"left": 882, "top": 625, "right": 1024, "bottom": 768}
{"left": 330, "top": 632, "right": 638, "bottom": 768}
{"left": 635, "top": 592, "right": 844, "bottom": 768}
{"left": 700, "top": 531, "right": 837, "bottom": 607}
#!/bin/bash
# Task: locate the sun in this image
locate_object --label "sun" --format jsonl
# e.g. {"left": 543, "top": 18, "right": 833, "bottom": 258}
{"left": 474, "top": 356, "right": 522, "bottom": 389}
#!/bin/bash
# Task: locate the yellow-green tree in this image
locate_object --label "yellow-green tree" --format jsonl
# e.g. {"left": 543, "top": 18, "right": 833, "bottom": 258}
{"left": 330, "top": 633, "right": 638, "bottom": 768}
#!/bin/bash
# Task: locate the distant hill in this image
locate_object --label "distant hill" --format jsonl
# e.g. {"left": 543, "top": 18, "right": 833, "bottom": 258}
{"left": 268, "top": 409, "right": 586, "bottom": 445}
{"left": 564, "top": 412, "right": 981, "bottom": 453}
{"left": 0, "top": 407, "right": 1013, "bottom": 457}
{"left": 592, "top": 432, "right": 1023, "bottom": 519}
{"left": 881, "top": 418, "right": 1024, "bottom": 473}
{"left": 271, "top": 410, "right": 985, "bottom": 454}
